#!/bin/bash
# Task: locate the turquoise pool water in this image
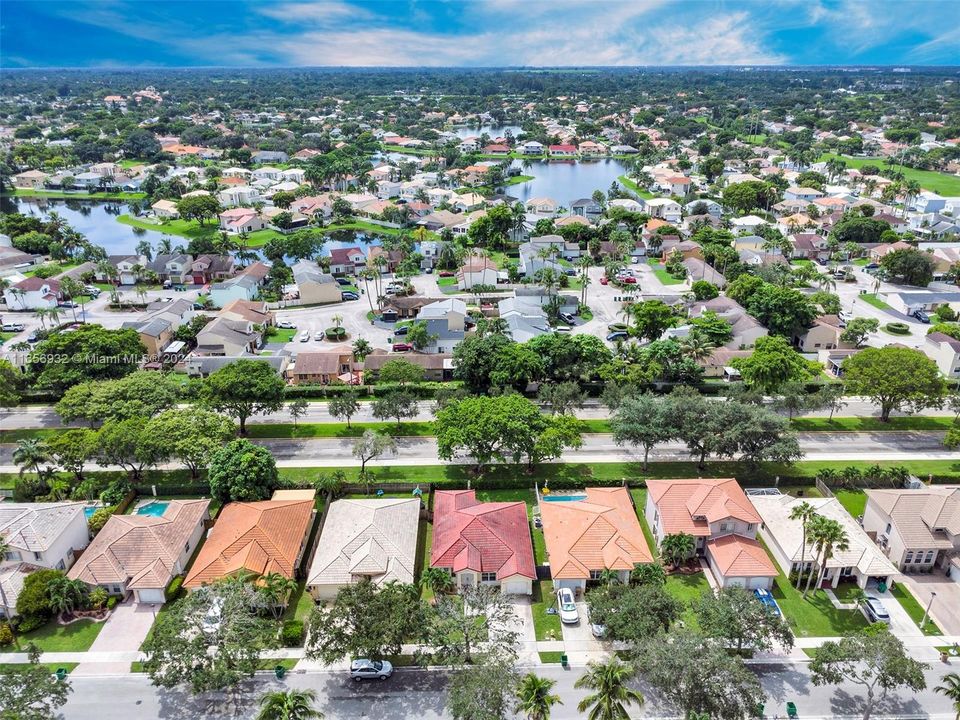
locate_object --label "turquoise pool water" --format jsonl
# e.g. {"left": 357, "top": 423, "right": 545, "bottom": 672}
{"left": 542, "top": 494, "right": 587, "bottom": 502}
{"left": 136, "top": 501, "right": 170, "bottom": 517}
{"left": 83, "top": 506, "right": 98, "bottom": 520}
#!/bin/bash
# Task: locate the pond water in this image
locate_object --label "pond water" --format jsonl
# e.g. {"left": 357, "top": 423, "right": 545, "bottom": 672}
{"left": 506, "top": 158, "right": 629, "bottom": 206}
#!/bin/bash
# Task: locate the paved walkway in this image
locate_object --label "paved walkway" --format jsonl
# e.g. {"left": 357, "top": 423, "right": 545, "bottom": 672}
{"left": 73, "top": 600, "right": 160, "bottom": 676}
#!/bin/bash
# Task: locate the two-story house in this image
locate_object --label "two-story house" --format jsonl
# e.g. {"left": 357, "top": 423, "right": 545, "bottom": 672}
{"left": 2, "top": 276, "right": 61, "bottom": 310}
{"left": 416, "top": 298, "right": 467, "bottom": 353}
{"left": 328, "top": 247, "right": 366, "bottom": 276}
{"left": 645, "top": 479, "right": 778, "bottom": 590}
{"left": 147, "top": 254, "right": 193, "bottom": 285}
{"left": 923, "top": 332, "right": 960, "bottom": 379}
{"left": 0, "top": 503, "right": 90, "bottom": 571}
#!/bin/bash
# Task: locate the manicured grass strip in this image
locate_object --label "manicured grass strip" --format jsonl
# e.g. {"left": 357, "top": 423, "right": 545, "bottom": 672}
{"left": 0, "top": 662, "right": 79, "bottom": 673}
{"left": 834, "top": 490, "right": 867, "bottom": 519}
{"left": 859, "top": 294, "right": 891, "bottom": 311}
{"left": 538, "top": 651, "right": 565, "bottom": 664}
{"left": 628, "top": 489, "right": 659, "bottom": 560}
{"left": 664, "top": 573, "right": 711, "bottom": 630}
{"left": 2, "top": 188, "right": 147, "bottom": 200}
{"left": 617, "top": 175, "right": 655, "bottom": 200}
{"left": 257, "top": 658, "right": 298, "bottom": 671}
{"left": 245, "top": 422, "right": 438, "bottom": 439}
{"left": 116, "top": 214, "right": 284, "bottom": 248}
{"left": 790, "top": 416, "right": 954, "bottom": 432}
{"left": 531, "top": 580, "right": 562, "bottom": 641}
{"left": 647, "top": 261, "right": 685, "bottom": 285}
{"left": 819, "top": 153, "right": 960, "bottom": 196}
{"left": 889, "top": 583, "right": 942, "bottom": 636}
{"left": 280, "top": 581, "right": 315, "bottom": 625}
{"left": 267, "top": 328, "right": 298, "bottom": 343}
{"left": 15, "top": 617, "right": 106, "bottom": 653}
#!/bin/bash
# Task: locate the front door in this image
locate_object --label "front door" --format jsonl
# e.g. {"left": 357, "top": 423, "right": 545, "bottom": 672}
{"left": 460, "top": 572, "right": 474, "bottom": 589}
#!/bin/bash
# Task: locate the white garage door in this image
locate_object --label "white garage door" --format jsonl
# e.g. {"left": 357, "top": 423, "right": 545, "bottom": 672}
{"left": 136, "top": 588, "right": 165, "bottom": 604}
{"left": 503, "top": 580, "right": 530, "bottom": 595}
{"left": 749, "top": 576, "right": 773, "bottom": 590}
{"left": 554, "top": 578, "right": 585, "bottom": 593}
{"left": 726, "top": 577, "right": 746, "bottom": 588}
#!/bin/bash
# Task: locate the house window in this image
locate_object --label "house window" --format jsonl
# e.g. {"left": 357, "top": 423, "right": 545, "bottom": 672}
{"left": 184, "top": 542, "right": 190, "bottom": 554}
{"left": 33, "top": 551, "right": 42, "bottom": 561}
{"left": 4, "top": 551, "right": 21, "bottom": 562}
{"left": 905, "top": 552, "right": 914, "bottom": 563}
{"left": 589, "top": 570, "right": 603, "bottom": 580}
{"left": 747, "top": 524, "right": 755, "bottom": 532}
{"left": 481, "top": 572, "right": 497, "bottom": 582}
{"left": 720, "top": 522, "right": 732, "bottom": 532}
{"left": 885, "top": 523, "right": 892, "bottom": 535}
{"left": 925, "top": 551, "right": 935, "bottom": 563}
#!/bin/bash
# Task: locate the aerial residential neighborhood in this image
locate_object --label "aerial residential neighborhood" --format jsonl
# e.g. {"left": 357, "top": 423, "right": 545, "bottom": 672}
{"left": 1, "top": 2, "right": 960, "bottom": 719}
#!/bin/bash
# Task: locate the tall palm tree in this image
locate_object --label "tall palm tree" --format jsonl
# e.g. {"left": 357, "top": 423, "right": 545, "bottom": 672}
{"left": 516, "top": 672, "right": 563, "bottom": 720}
{"left": 804, "top": 516, "right": 850, "bottom": 598}
{"left": 934, "top": 672, "right": 960, "bottom": 720}
{"left": 256, "top": 689, "right": 324, "bottom": 720}
{"left": 660, "top": 532, "right": 696, "bottom": 568}
{"left": 680, "top": 335, "right": 714, "bottom": 363}
{"left": 788, "top": 502, "right": 818, "bottom": 589}
{"left": 574, "top": 657, "right": 644, "bottom": 720}
{"left": 578, "top": 255, "right": 591, "bottom": 307}
{"left": 13, "top": 438, "right": 51, "bottom": 480}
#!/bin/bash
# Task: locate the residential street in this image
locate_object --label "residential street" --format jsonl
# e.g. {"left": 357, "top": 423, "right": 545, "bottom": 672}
{"left": 0, "top": 431, "right": 953, "bottom": 472}
{"left": 58, "top": 662, "right": 959, "bottom": 719}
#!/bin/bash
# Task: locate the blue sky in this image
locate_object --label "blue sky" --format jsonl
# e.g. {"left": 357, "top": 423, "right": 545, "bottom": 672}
{"left": 2, "top": 0, "right": 958, "bottom": 68}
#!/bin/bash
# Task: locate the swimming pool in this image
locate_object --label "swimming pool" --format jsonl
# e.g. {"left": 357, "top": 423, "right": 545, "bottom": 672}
{"left": 136, "top": 501, "right": 170, "bottom": 517}
{"left": 83, "top": 506, "right": 99, "bottom": 520}
{"left": 541, "top": 494, "right": 587, "bottom": 502}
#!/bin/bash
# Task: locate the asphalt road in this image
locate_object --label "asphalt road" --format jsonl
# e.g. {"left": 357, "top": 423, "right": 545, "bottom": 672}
{"left": 57, "top": 663, "right": 959, "bottom": 719}
{"left": 0, "top": 431, "right": 952, "bottom": 472}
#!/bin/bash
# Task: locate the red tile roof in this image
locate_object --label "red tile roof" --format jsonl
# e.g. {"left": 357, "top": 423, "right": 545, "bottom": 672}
{"left": 646, "top": 479, "right": 762, "bottom": 537}
{"left": 431, "top": 490, "right": 535, "bottom": 580}
{"left": 707, "top": 535, "right": 778, "bottom": 577}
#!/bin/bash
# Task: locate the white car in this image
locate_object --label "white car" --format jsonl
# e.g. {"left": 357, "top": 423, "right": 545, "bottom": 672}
{"left": 556, "top": 588, "right": 579, "bottom": 624}
{"left": 350, "top": 658, "right": 394, "bottom": 681}
{"left": 299, "top": 332, "right": 310, "bottom": 343}
{"left": 201, "top": 596, "right": 225, "bottom": 635}
{"left": 276, "top": 320, "right": 296, "bottom": 329}
{"left": 314, "top": 331, "right": 325, "bottom": 341}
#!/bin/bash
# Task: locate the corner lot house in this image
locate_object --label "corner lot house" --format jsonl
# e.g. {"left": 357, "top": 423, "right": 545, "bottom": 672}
{"left": 753, "top": 494, "right": 898, "bottom": 589}
{"left": 540, "top": 487, "right": 652, "bottom": 593}
{"left": 430, "top": 490, "right": 535, "bottom": 595}
{"left": 184, "top": 500, "right": 314, "bottom": 589}
{"left": 2, "top": 276, "right": 61, "bottom": 310}
{"left": 307, "top": 498, "right": 420, "bottom": 600}
{"left": 862, "top": 487, "right": 960, "bottom": 580}
{"left": 68, "top": 499, "right": 210, "bottom": 603}
{"left": 0, "top": 502, "right": 89, "bottom": 571}
{"left": 646, "top": 479, "right": 777, "bottom": 589}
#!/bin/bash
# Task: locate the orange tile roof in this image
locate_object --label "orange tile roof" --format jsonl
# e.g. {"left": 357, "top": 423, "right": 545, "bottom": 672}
{"left": 540, "top": 487, "right": 652, "bottom": 579}
{"left": 646, "top": 479, "right": 761, "bottom": 536}
{"left": 706, "top": 535, "right": 778, "bottom": 577}
{"left": 184, "top": 500, "right": 314, "bottom": 588}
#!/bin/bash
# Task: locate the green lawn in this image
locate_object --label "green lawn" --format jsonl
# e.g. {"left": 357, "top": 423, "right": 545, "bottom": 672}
{"left": 324, "top": 220, "right": 438, "bottom": 240}
{"left": 617, "top": 174, "right": 655, "bottom": 200}
{"left": 790, "top": 259, "right": 814, "bottom": 268}
{"left": 647, "top": 260, "right": 685, "bottom": 285}
{"left": 889, "top": 582, "right": 942, "bottom": 636}
{"left": 628, "top": 488, "right": 659, "bottom": 560}
{"left": 417, "top": 519, "right": 433, "bottom": 600}
{"left": 531, "top": 580, "right": 562, "bottom": 641}
{"left": 819, "top": 154, "right": 960, "bottom": 196}
{"left": 664, "top": 573, "right": 711, "bottom": 630}
{"left": 0, "top": 661, "right": 79, "bottom": 673}
{"left": 116, "top": 214, "right": 284, "bottom": 247}
{"left": 2, "top": 188, "right": 147, "bottom": 200}
{"left": 834, "top": 490, "right": 867, "bottom": 519}
{"left": 437, "top": 276, "right": 457, "bottom": 287}
{"left": 267, "top": 328, "right": 297, "bottom": 344}
{"left": 502, "top": 174, "right": 534, "bottom": 187}
{"left": 280, "top": 581, "right": 315, "bottom": 625}
{"left": 16, "top": 617, "right": 106, "bottom": 653}
{"left": 859, "top": 294, "right": 891, "bottom": 311}
{"left": 538, "top": 651, "right": 564, "bottom": 664}
{"left": 245, "top": 421, "right": 437, "bottom": 439}
{"left": 831, "top": 582, "right": 864, "bottom": 603}
{"left": 760, "top": 539, "right": 870, "bottom": 638}
{"left": 791, "top": 416, "right": 954, "bottom": 432}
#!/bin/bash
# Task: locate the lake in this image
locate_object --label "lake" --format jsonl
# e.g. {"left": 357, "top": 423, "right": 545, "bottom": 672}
{"left": 507, "top": 158, "right": 629, "bottom": 206}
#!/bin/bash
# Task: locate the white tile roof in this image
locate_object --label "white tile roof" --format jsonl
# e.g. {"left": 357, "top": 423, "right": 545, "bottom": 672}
{"left": 0, "top": 503, "right": 85, "bottom": 552}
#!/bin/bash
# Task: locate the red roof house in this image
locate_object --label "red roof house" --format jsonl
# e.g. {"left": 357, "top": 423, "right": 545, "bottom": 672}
{"left": 430, "top": 490, "right": 535, "bottom": 595}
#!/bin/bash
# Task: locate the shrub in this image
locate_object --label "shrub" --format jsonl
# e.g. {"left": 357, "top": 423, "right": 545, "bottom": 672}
{"left": 0, "top": 623, "right": 14, "bottom": 646}
{"left": 324, "top": 327, "right": 347, "bottom": 340}
{"left": 884, "top": 322, "right": 910, "bottom": 335}
{"left": 100, "top": 479, "right": 133, "bottom": 506}
{"left": 15, "top": 614, "right": 46, "bottom": 634}
{"left": 15, "top": 568, "right": 63, "bottom": 627}
{"left": 280, "top": 619, "right": 305, "bottom": 647}
{"left": 88, "top": 505, "right": 118, "bottom": 533}
{"left": 106, "top": 595, "right": 119, "bottom": 610}
{"left": 165, "top": 576, "right": 185, "bottom": 603}
{"left": 13, "top": 475, "right": 49, "bottom": 503}
{"left": 89, "top": 587, "right": 109, "bottom": 610}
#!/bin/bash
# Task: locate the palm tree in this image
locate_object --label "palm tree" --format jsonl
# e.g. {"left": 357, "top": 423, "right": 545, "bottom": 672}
{"left": 574, "top": 657, "right": 644, "bottom": 720}
{"left": 804, "top": 516, "right": 850, "bottom": 599}
{"left": 256, "top": 689, "right": 324, "bottom": 720}
{"left": 660, "top": 532, "right": 696, "bottom": 569}
{"left": 47, "top": 576, "right": 88, "bottom": 616}
{"left": 419, "top": 567, "right": 454, "bottom": 597}
{"left": 934, "top": 673, "right": 960, "bottom": 720}
{"left": 788, "top": 502, "right": 818, "bottom": 589}
{"left": 680, "top": 335, "right": 714, "bottom": 363}
{"left": 597, "top": 568, "right": 621, "bottom": 586}
{"left": 13, "top": 438, "right": 51, "bottom": 480}
{"left": 578, "top": 255, "right": 591, "bottom": 307}
{"left": 258, "top": 573, "right": 298, "bottom": 619}
{"left": 516, "top": 672, "right": 562, "bottom": 720}
{"left": 351, "top": 338, "right": 372, "bottom": 384}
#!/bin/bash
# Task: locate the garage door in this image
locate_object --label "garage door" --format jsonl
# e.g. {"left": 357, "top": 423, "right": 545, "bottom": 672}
{"left": 749, "top": 576, "right": 772, "bottom": 590}
{"left": 554, "top": 579, "right": 584, "bottom": 593}
{"left": 727, "top": 578, "right": 746, "bottom": 588}
{"left": 136, "top": 588, "right": 165, "bottom": 604}
{"left": 503, "top": 580, "right": 530, "bottom": 595}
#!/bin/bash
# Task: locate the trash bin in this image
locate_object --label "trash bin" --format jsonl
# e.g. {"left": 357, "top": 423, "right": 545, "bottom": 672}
{"left": 274, "top": 665, "right": 287, "bottom": 680}
{"left": 55, "top": 668, "right": 67, "bottom": 681}
{"left": 560, "top": 654, "right": 568, "bottom": 667}
{"left": 877, "top": 581, "right": 888, "bottom": 593}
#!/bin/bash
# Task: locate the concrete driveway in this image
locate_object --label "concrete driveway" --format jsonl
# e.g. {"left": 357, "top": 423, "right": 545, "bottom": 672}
{"left": 872, "top": 587, "right": 924, "bottom": 639}
{"left": 502, "top": 597, "right": 538, "bottom": 664}
{"left": 73, "top": 598, "right": 160, "bottom": 676}
{"left": 559, "top": 602, "right": 606, "bottom": 663}
{"left": 902, "top": 574, "right": 960, "bottom": 635}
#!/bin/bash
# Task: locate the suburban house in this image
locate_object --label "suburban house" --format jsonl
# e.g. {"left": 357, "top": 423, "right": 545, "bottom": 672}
{"left": 328, "top": 247, "right": 366, "bottom": 275}
{"left": 147, "top": 254, "right": 193, "bottom": 284}
{"left": 794, "top": 315, "right": 854, "bottom": 352}
{"left": 288, "top": 349, "right": 358, "bottom": 385}
{"left": 97, "top": 254, "right": 145, "bottom": 285}
{"left": 0, "top": 563, "right": 41, "bottom": 618}
{"left": 191, "top": 254, "right": 236, "bottom": 284}
{"left": 416, "top": 298, "right": 467, "bottom": 353}
{"left": 688, "top": 297, "right": 767, "bottom": 349}
{"left": 497, "top": 297, "right": 552, "bottom": 343}
{"left": 862, "top": 486, "right": 960, "bottom": 580}
{"left": 363, "top": 352, "right": 452, "bottom": 382}
{"left": 151, "top": 199, "right": 180, "bottom": 219}
{"left": 220, "top": 298, "right": 274, "bottom": 327}
{"left": 881, "top": 290, "right": 960, "bottom": 317}
{"left": 183, "top": 500, "right": 314, "bottom": 589}
{"left": 923, "top": 332, "right": 960, "bottom": 378}
{"left": 218, "top": 208, "right": 266, "bottom": 234}
{"left": 525, "top": 197, "right": 559, "bottom": 215}
{"left": 540, "top": 487, "right": 653, "bottom": 594}
{"left": 208, "top": 262, "right": 269, "bottom": 307}
{"left": 381, "top": 296, "right": 437, "bottom": 321}
{"left": 292, "top": 260, "right": 342, "bottom": 305}
{"left": 457, "top": 257, "right": 499, "bottom": 290}
{"left": 645, "top": 198, "right": 682, "bottom": 223}
{"left": 185, "top": 354, "right": 289, "bottom": 379}
{"left": 519, "top": 241, "right": 565, "bottom": 278}
{"left": 121, "top": 298, "right": 194, "bottom": 356}
{"left": 0, "top": 502, "right": 89, "bottom": 571}
{"left": 571, "top": 198, "right": 603, "bottom": 218}
{"left": 753, "top": 494, "right": 898, "bottom": 589}
{"left": 645, "top": 479, "right": 778, "bottom": 590}
{"left": 68, "top": 500, "right": 210, "bottom": 603}
{"left": 520, "top": 141, "right": 545, "bottom": 155}
{"left": 2, "top": 276, "right": 61, "bottom": 310}
{"left": 195, "top": 316, "right": 261, "bottom": 356}
{"left": 549, "top": 144, "right": 577, "bottom": 157}
{"left": 306, "top": 498, "right": 420, "bottom": 600}
{"left": 217, "top": 185, "right": 262, "bottom": 208}
{"left": 430, "top": 490, "right": 535, "bottom": 595}
{"left": 682, "top": 258, "right": 727, "bottom": 288}
{"left": 13, "top": 169, "right": 49, "bottom": 189}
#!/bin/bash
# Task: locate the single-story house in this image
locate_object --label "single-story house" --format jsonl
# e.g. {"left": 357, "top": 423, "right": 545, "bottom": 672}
{"left": 68, "top": 500, "right": 210, "bottom": 603}
{"left": 184, "top": 500, "right": 314, "bottom": 589}
{"left": 151, "top": 199, "right": 180, "bottom": 219}
{"left": 363, "top": 352, "right": 451, "bottom": 382}
{"left": 306, "top": 498, "right": 420, "bottom": 600}
{"left": 288, "top": 349, "right": 357, "bottom": 385}
{"left": 540, "top": 487, "right": 653, "bottom": 594}
{"left": 430, "top": 490, "right": 535, "bottom": 595}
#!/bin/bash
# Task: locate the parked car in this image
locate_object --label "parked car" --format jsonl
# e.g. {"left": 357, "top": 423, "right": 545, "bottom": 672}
{"left": 392, "top": 342, "right": 411, "bottom": 352}
{"left": 554, "top": 326, "right": 571, "bottom": 333}
{"left": 606, "top": 331, "right": 629, "bottom": 342}
{"left": 621, "top": 276, "right": 637, "bottom": 284}
{"left": 299, "top": 332, "right": 310, "bottom": 342}
{"left": 863, "top": 595, "right": 890, "bottom": 624}
{"left": 341, "top": 292, "right": 359, "bottom": 301}
{"left": 913, "top": 310, "right": 931, "bottom": 324}
{"left": 350, "top": 659, "right": 393, "bottom": 682}
{"left": 588, "top": 607, "right": 607, "bottom": 638}
{"left": 336, "top": 278, "right": 352, "bottom": 286}
{"left": 314, "top": 331, "right": 325, "bottom": 341}
{"left": 276, "top": 320, "right": 296, "bottom": 329}
{"left": 83, "top": 285, "right": 101, "bottom": 296}
{"left": 393, "top": 325, "right": 409, "bottom": 336}
{"left": 438, "top": 271, "right": 455, "bottom": 277}
{"left": 201, "top": 595, "right": 225, "bottom": 636}
{"left": 26, "top": 331, "right": 38, "bottom": 343}
{"left": 556, "top": 588, "right": 579, "bottom": 625}
{"left": 1, "top": 323, "right": 25, "bottom": 332}
{"left": 560, "top": 312, "right": 576, "bottom": 324}
{"left": 58, "top": 301, "right": 78, "bottom": 309}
